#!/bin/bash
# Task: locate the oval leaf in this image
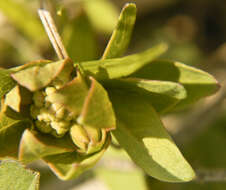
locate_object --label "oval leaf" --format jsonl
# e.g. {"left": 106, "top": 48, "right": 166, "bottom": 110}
{"left": 109, "top": 91, "right": 195, "bottom": 182}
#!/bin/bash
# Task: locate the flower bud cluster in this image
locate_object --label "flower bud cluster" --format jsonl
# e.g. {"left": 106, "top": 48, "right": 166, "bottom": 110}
{"left": 30, "top": 70, "right": 105, "bottom": 154}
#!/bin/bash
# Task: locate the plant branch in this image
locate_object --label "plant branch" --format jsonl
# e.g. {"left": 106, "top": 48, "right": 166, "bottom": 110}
{"left": 38, "top": 8, "right": 68, "bottom": 59}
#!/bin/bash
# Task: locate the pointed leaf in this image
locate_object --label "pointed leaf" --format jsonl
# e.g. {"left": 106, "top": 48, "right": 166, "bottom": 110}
{"left": 109, "top": 91, "right": 195, "bottom": 182}
{"left": 43, "top": 134, "right": 111, "bottom": 180}
{"left": 78, "top": 77, "right": 116, "bottom": 130}
{"left": 11, "top": 59, "right": 72, "bottom": 91}
{"left": 102, "top": 3, "right": 136, "bottom": 59}
{"left": 0, "top": 113, "right": 30, "bottom": 159}
{"left": 0, "top": 160, "right": 40, "bottom": 190}
{"left": 80, "top": 43, "right": 168, "bottom": 80}
{"left": 19, "top": 129, "right": 76, "bottom": 164}
{"left": 105, "top": 78, "right": 186, "bottom": 113}
{"left": 0, "top": 68, "right": 16, "bottom": 99}
{"left": 132, "top": 60, "right": 219, "bottom": 109}
{"left": 83, "top": 0, "right": 119, "bottom": 34}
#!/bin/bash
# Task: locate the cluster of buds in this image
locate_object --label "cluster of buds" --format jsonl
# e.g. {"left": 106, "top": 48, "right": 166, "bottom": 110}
{"left": 0, "top": 58, "right": 115, "bottom": 179}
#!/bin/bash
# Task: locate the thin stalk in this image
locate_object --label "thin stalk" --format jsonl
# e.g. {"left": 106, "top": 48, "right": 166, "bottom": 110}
{"left": 38, "top": 8, "right": 68, "bottom": 59}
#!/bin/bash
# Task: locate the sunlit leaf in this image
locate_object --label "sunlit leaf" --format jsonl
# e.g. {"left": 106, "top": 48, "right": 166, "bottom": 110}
{"left": 0, "top": 160, "right": 40, "bottom": 190}
{"left": 80, "top": 43, "right": 168, "bottom": 80}
{"left": 102, "top": 3, "right": 136, "bottom": 59}
{"left": 132, "top": 60, "right": 219, "bottom": 110}
{"left": 78, "top": 77, "right": 116, "bottom": 130}
{"left": 11, "top": 59, "right": 72, "bottom": 91}
{"left": 109, "top": 91, "right": 195, "bottom": 182}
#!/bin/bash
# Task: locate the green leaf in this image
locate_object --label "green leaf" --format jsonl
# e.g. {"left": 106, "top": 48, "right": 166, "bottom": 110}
{"left": 78, "top": 77, "right": 116, "bottom": 130}
{"left": 19, "top": 129, "right": 76, "bottom": 164}
{"left": 80, "top": 43, "right": 168, "bottom": 80}
{"left": 0, "top": 160, "right": 40, "bottom": 190}
{"left": 105, "top": 78, "right": 186, "bottom": 113}
{"left": 0, "top": 68, "right": 16, "bottom": 99}
{"left": 0, "top": 113, "right": 30, "bottom": 159}
{"left": 132, "top": 60, "right": 219, "bottom": 110}
{"left": 0, "top": 0, "right": 45, "bottom": 43}
{"left": 102, "top": 3, "right": 137, "bottom": 59}
{"left": 109, "top": 91, "right": 195, "bottom": 182}
{"left": 11, "top": 59, "right": 72, "bottom": 91}
{"left": 42, "top": 133, "right": 111, "bottom": 180}
{"left": 82, "top": 0, "right": 119, "bottom": 34}
{"left": 63, "top": 12, "right": 98, "bottom": 62}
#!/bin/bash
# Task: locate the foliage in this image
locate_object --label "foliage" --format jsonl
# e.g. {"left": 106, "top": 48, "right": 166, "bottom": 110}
{"left": 0, "top": 1, "right": 222, "bottom": 190}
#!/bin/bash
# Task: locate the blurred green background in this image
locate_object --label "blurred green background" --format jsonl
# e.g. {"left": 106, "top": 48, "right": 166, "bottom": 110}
{"left": 1, "top": 0, "right": 226, "bottom": 189}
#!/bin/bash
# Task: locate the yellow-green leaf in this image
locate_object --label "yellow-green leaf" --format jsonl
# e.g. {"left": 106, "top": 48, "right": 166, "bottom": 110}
{"left": 132, "top": 60, "right": 219, "bottom": 110}
{"left": 80, "top": 43, "right": 168, "bottom": 80}
{"left": 102, "top": 3, "right": 137, "bottom": 59}
{"left": 109, "top": 91, "right": 195, "bottom": 182}
{"left": 105, "top": 78, "right": 186, "bottom": 113}
{"left": 78, "top": 77, "right": 116, "bottom": 130}
{"left": 11, "top": 59, "right": 71, "bottom": 91}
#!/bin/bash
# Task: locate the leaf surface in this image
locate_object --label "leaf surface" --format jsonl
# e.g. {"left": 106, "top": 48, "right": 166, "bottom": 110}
{"left": 80, "top": 43, "right": 168, "bottom": 80}
{"left": 102, "top": 3, "right": 136, "bottom": 59}
{"left": 0, "top": 160, "right": 40, "bottom": 190}
{"left": 105, "top": 78, "right": 186, "bottom": 113}
{"left": 132, "top": 60, "right": 219, "bottom": 109}
{"left": 78, "top": 77, "right": 116, "bottom": 130}
{"left": 109, "top": 91, "right": 195, "bottom": 182}
{"left": 11, "top": 59, "right": 71, "bottom": 91}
